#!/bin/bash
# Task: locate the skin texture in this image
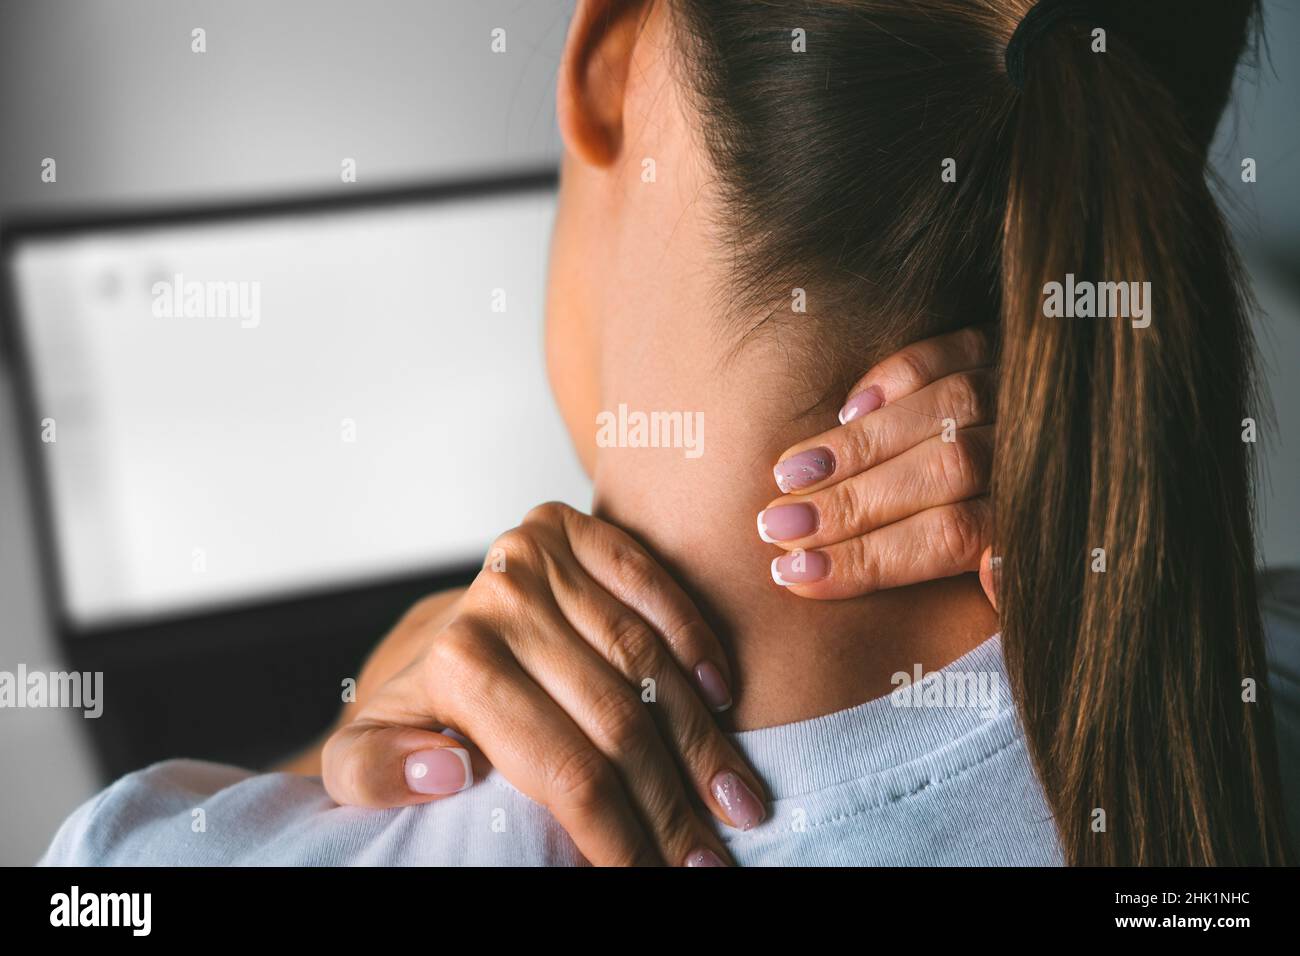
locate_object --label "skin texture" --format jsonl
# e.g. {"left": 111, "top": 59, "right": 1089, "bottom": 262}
{"left": 547, "top": 0, "right": 997, "bottom": 729}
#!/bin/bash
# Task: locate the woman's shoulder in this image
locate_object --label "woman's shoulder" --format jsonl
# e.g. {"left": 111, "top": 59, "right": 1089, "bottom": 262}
{"left": 37, "top": 759, "right": 581, "bottom": 867}
{"left": 38, "top": 760, "right": 327, "bottom": 865}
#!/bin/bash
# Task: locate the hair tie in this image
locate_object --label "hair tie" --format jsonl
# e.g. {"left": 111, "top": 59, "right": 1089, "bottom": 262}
{"left": 1005, "top": 0, "right": 1099, "bottom": 91}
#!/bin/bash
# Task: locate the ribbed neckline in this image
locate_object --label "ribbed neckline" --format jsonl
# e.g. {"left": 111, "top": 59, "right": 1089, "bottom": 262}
{"left": 728, "top": 635, "right": 1014, "bottom": 799}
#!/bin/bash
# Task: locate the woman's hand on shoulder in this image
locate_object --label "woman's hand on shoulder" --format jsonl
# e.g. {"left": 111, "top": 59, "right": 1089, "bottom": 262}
{"left": 319, "top": 502, "right": 764, "bottom": 867}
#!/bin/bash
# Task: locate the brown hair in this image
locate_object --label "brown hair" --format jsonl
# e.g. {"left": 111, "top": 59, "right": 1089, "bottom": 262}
{"left": 672, "top": 0, "right": 1291, "bottom": 864}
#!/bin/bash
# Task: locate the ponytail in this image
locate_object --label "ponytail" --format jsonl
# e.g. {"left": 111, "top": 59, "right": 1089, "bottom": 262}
{"left": 993, "top": 9, "right": 1291, "bottom": 864}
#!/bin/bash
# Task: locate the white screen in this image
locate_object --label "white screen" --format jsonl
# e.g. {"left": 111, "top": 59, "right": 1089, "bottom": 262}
{"left": 10, "top": 189, "right": 592, "bottom": 628}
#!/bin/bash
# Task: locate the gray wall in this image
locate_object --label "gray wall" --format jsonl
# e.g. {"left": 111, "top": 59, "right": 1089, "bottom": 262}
{"left": 0, "top": 0, "right": 1296, "bottom": 865}
{"left": 0, "top": 0, "right": 572, "bottom": 212}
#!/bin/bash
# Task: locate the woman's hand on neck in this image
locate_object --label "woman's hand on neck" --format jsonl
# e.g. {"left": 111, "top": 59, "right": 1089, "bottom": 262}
{"left": 587, "top": 347, "right": 997, "bottom": 730}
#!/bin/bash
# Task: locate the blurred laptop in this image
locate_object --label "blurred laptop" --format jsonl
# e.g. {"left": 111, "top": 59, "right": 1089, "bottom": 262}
{"left": 0, "top": 172, "right": 591, "bottom": 775}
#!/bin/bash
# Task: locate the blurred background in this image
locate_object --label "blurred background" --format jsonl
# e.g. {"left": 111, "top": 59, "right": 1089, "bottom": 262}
{"left": 0, "top": 0, "right": 1296, "bottom": 864}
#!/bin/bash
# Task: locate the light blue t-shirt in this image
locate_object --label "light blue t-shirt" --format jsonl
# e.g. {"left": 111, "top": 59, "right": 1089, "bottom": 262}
{"left": 40, "top": 592, "right": 1300, "bottom": 866}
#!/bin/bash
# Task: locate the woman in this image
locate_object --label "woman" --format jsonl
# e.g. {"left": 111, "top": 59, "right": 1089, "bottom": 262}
{"left": 42, "top": 0, "right": 1296, "bottom": 866}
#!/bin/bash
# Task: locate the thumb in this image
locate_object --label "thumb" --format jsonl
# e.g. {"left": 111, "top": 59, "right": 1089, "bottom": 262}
{"left": 978, "top": 547, "right": 1000, "bottom": 613}
{"left": 321, "top": 720, "right": 484, "bottom": 808}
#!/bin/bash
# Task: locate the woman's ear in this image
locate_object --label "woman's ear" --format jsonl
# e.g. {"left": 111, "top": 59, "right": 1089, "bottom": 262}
{"left": 557, "top": 0, "right": 650, "bottom": 168}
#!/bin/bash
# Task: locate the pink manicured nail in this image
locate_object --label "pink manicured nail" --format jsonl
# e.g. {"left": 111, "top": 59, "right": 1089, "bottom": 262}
{"left": 405, "top": 747, "right": 472, "bottom": 795}
{"left": 757, "top": 503, "right": 818, "bottom": 542}
{"left": 693, "top": 661, "right": 733, "bottom": 712}
{"left": 711, "top": 771, "right": 765, "bottom": 831}
{"left": 685, "top": 848, "right": 728, "bottom": 867}
{"left": 770, "top": 549, "right": 830, "bottom": 586}
{"left": 838, "top": 385, "right": 884, "bottom": 424}
{"left": 773, "top": 447, "right": 834, "bottom": 492}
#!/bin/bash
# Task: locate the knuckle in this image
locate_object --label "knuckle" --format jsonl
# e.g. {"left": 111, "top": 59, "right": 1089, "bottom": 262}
{"left": 842, "top": 535, "right": 883, "bottom": 594}
{"left": 334, "top": 752, "right": 368, "bottom": 805}
{"left": 427, "top": 620, "right": 496, "bottom": 690}
{"left": 946, "top": 370, "right": 988, "bottom": 425}
{"left": 479, "top": 529, "right": 552, "bottom": 607}
{"left": 887, "top": 347, "right": 932, "bottom": 391}
{"left": 523, "top": 501, "right": 572, "bottom": 528}
{"left": 955, "top": 325, "right": 993, "bottom": 363}
{"left": 936, "top": 503, "right": 983, "bottom": 568}
{"left": 835, "top": 473, "right": 879, "bottom": 534}
{"left": 935, "top": 432, "right": 978, "bottom": 494}
{"left": 656, "top": 614, "right": 708, "bottom": 663}
{"left": 607, "top": 543, "right": 658, "bottom": 599}
{"left": 672, "top": 711, "right": 721, "bottom": 777}
{"left": 604, "top": 613, "right": 662, "bottom": 679}
{"left": 546, "top": 745, "right": 617, "bottom": 812}
{"left": 321, "top": 722, "right": 381, "bottom": 806}
{"left": 427, "top": 623, "right": 473, "bottom": 671}
{"left": 319, "top": 735, "right": 353, "bottom": 801}
{"left": 489, "top": 525, "right": 547, "bottom": 570}
{"left": 840, "top": 415, "right": 876, "bottom": 469}
{"left": 585, "top": 682, "right": 653, "bottom": 757}
{"left": 473, "top": 564, "right": 530, "bottom": 608}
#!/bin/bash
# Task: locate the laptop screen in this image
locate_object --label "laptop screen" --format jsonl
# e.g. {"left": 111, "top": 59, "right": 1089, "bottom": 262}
{"left": 6, "top": 185, "right": 592, "bottom": 630}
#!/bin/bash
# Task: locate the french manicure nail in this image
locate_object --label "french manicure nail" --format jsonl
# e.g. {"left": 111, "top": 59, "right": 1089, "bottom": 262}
{"left": 757, "top": 503, "right": 818, "bottom": 543}
{"left": 685, "top": 848, "right": 728, "bottom": 867}
{"left": 711, "top": 771, "right": 765, "bottom": 831}
{"left": 773, "top": 447, "right": 834, "bottom": 492}
{"left": 693, "top": 661, "right": 733, "bottom": 712}
{"left": 838, "top": 385, "right": 884, "bottom": 424}
{"left": 405, "top": 747, "right": 472, "bottom": 795}
{"left": 770, "top": 549, "right": 830, "bottom": 586}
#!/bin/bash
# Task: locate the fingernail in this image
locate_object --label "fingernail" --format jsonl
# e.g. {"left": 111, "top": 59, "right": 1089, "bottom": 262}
{"left": 685, "top": 848, "right": 728, "bottom": 867}
{"left": 711, "top": 771, "right": 765, "bottom": 831}
{"left": 693, "top": 661, "right": 733, "bottom": 712}
{"left": 757, "top": 503, "right": 818, "bottom": 543}
{"left": 771, "top": 549, "right": 830, "bottom": 586}
{"left": 773, "top": 447, "right": 834, "bottom": 492}
{"left": 838, "top": 385, "right": 884, "bottom": 424}
{"left": 405, "top": 747, "right": 472, "bottom": 795}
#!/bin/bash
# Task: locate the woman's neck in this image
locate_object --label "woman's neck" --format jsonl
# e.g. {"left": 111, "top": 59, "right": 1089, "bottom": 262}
{"left": 589, "top": 339, "right": 997, "bottom": 731}
{"left": 566, "top": 128, "right": 997, "bottom": 729}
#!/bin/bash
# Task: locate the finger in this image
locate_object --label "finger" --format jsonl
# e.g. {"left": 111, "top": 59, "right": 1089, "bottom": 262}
{"left": 372, "top": 631, "right": 662, "bottom": 867}
{"left": 770, "top": 497, "right": 992, "bottom": 600}
{"left": 760, "top": 427, "right": 994, "bottom": 551}
{"left": 321, "top": 723, "right": 481, "bottom": 808}
{"left": 506, "top": 592, "right": 740, "bottom": 865}
{"left": 531, "top": 502, "right": 735, "bottom": 712}
{"left": 771, "top": 368, "right": 994, "bottom": 495}
{"left": 544, "top": 555, "right": 768, "bottom": 833}
{"left": 978, "top": 546, "right": 1000, "bottom": 612}
{"left": 840, "top": 324, "right": 995, "bottom": 418}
